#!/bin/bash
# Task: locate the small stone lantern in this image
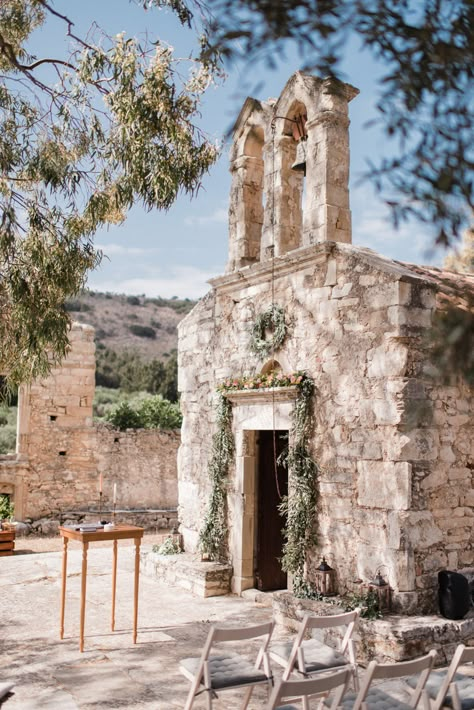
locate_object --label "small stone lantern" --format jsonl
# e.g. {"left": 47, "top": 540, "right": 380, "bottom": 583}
{"left": 368, "top": 567, "right": 391, "bottom": 612}
{"left": 314, "top": 557, "right": 336, "bottom": 596}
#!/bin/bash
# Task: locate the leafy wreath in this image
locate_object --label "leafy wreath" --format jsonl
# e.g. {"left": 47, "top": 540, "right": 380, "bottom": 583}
{"left": 249, "top": 304, "right": 288, "bottom": 358}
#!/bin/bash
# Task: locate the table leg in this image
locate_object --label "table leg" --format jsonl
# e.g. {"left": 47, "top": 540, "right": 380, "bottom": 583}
{"left": 80, "top": 541, "right": 89, "bottom": 652}
{"left": 133, "top": 537, "right": 141, "bottom": 644}
{"left": 60, "top": 537, "right": 68, "bottom": 639}
{"left": 111, "top": 539, "right": 117, "bottom": 631}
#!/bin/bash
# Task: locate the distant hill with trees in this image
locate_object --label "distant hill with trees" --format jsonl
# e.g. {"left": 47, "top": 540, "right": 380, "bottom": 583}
{"left": 65, "top": 290, "right": 196, "bottom": 402}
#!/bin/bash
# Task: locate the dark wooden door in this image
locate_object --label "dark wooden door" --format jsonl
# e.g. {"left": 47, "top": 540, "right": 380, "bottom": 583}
{"left": 256, "top": 430, "right": 288, "bottom": 591}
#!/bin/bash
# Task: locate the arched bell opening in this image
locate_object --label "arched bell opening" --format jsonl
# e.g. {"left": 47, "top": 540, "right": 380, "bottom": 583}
{"left": 274, "top": 100, "right": 307, "bottom": 255}
{"left": 241, "top": 126, "right": 265, "bottom": 264}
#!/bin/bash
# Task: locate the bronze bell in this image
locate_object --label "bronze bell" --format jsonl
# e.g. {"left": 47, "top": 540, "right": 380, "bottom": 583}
{"left": 291, "top": 140, "right": 307, "bottom": 175}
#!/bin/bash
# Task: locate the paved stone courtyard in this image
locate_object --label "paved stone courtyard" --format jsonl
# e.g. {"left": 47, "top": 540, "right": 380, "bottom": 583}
{"left": 2, "top": 540, "right": 289, "bottom": 709}
{"left": 1, "top": 539, "right": 434, "bottom": 709}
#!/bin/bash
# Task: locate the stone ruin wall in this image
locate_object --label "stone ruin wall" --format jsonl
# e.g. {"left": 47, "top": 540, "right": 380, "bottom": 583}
{"left": 0, "top": 322, "right": 179, "bottom": 527}
{"left": 178, "top": 242, "right": 474, "bottom": 613}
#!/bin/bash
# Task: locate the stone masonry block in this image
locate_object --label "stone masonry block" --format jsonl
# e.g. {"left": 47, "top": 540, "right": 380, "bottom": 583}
{"left": 403, "top": 511, "right": 444, "bottom": 549}
{"left": 324, "top": 258, "right": 337, "bottom": 286}
{"left": 367, "top": 343, "right": 408, "bottom": 378}
{"left": 388, "top": 306, "right": 432, "bottom": 329}
{"left": 357, "top": 461, "right": 412, "bottom": 510}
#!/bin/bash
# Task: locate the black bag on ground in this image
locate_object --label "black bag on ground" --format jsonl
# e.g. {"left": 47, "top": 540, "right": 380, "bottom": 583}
{"left": 438, "top": 570, "right": 470, "bottom": 620}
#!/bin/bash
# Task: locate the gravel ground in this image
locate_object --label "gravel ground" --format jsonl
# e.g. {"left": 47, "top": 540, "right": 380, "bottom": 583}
{"left": 13, "top": 531, "right": 169, "bottom": 554}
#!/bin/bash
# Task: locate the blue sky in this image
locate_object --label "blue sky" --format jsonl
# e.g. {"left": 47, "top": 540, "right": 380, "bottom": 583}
{"left": 37, "top": 1, "right": 444, "bottom": 299}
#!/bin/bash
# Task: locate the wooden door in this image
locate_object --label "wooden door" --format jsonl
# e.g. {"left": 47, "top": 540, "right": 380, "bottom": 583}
{"left": 256, "top": 430, "right": 288, "bottom": 591}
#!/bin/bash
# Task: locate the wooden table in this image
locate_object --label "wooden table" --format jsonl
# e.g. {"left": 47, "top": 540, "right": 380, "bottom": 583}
{"left": 59, "top": 524, "right": 144, "bottom": 652}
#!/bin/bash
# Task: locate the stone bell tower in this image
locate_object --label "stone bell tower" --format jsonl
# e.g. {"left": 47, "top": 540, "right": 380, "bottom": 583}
{"left": 226, "top": 72, "right": 359, "bottom": 272}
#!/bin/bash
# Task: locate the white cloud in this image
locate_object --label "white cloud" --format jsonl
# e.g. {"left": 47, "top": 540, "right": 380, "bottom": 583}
{"left": 184, "top": 207, "right": 228, "bottom": 226}
{"left": 95, "top": 243, "right": 162, "bottom": 257}
{"left": 87, "top": 264, "right": 219, "bottom": 299}
{"left": 352, "top": 190, "right": 442, "bottom": 265}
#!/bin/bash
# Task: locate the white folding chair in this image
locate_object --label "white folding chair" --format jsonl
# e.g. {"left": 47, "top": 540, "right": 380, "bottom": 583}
{"left": 266, "top": 667, "right": 352, "bottom": 710}
{"left": 269, "top": 610, "right": 359, "bottom": 687}
{"left": 339, "top": 649, "right": 437, "bottom": 710}
{"left": 406, "top": 644, "right": 474, "bottom": 710}
{"left": 180, "top": 620, "right": 275, "bottom": 709}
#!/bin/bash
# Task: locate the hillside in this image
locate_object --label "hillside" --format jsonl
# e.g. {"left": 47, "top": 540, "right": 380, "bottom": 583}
{"left": 66, "top": 291, "right": 196, "bottom": 361}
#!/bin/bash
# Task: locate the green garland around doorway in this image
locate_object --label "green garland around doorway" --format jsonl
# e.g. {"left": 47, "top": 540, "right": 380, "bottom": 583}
{"left": 249, "top": 304, "right": 288, "bottom": 358}
{"left": 278, "top": 374, "right": 320, "bottom": 595}
{"left": 198, "top": 393, "right": 234, "bottom": 561}
{"left": 199, "top": 372, "right": 319, "bottom": 593}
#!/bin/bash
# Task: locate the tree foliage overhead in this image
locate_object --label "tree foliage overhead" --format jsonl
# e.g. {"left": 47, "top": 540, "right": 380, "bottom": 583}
{"left": 0, "top": 0, "right": 220, "bottom": 387}
{"left": 202, "top": 0, "right": 473, "bottom": 249}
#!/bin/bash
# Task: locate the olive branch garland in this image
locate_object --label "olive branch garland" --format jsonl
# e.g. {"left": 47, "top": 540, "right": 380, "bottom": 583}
{"left": 199, "top": 373, "right": 319, "bottom": 597}
{"left": 278, "top": 375, "right": 320, "bottom": 595}
{"left": 198, "top": 393, "right": 234, "bottom": 561}
{"left": 249, "top": 304, "right": 288, "bottom": 358}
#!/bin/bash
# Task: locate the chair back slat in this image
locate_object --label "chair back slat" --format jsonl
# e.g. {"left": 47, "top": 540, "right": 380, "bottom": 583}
{"left": 351, "top": 650, "right": 437, "bottom": 710}
{"left": 432, "top": 644, "right": 474, "bottom": 710}
{"left": 266, "top": 667, "right": 352, "bottom": 709}
{"left": 212, "top": 620, "right": 274, "bottom": 643}
{"left": 370, "top": 651, "right": 437, "bottom": 681}
{"left": 304, "top": 610, "right": 359, "bottom": 630}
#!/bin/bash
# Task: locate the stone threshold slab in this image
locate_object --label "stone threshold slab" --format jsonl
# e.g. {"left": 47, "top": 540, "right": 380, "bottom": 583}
{"left": 140, "top": 550, "right": 232, "bottom": 598}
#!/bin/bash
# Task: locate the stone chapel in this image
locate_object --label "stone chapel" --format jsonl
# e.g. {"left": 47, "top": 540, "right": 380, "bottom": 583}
{"left": 177, "top": 72, "right": 474, "bottom": 613}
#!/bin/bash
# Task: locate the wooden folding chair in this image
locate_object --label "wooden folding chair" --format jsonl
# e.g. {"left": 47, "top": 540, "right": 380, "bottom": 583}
{"left": 340, "top": 649, "right": 437, "bottom": 710}
{"left": 406, "top": 644, "right": 474, "bottom": 710}
{"left": 269, "top": 610, "right": 359, "bottom": 688}
{"left": 266, "top": 667, "right": 352, "bottom": 710}
{"left": 180, "top": 620, "right": 275, "bottom": 709}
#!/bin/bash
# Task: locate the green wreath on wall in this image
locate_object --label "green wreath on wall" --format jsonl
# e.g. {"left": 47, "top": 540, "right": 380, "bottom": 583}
{"left": 249, "top": 304, "right": 288, "bottom": 358}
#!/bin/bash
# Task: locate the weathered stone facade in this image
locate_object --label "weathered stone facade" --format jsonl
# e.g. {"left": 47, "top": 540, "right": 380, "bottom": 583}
{"left": 0, "top": 322, "right": 179, "bottom": 524}
{"left": 178, "top": 72, "right": 474, "bottom": 613}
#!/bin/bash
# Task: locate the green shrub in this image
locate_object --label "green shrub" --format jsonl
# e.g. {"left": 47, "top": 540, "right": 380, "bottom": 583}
{"left": 137, "top": 396, "right": 182, "bottom": 429}
{"left": 129, "top": 324, "right": 156, "bottom": 339}
{"left": 94, "top": 386, "right": 127, "bottom": 417}
{"left": 126, "top": 295, "right": 141, "bottom": 306}
{"left": 105, "top": 401, "right": 142, "bottom": 430}
{"left": 0, "top": 425, "right": 16, "bottom": 454}
{"left": 0, "top": 404, "right": 17, "bottom": 454}
{"left": 64, "top": 300, "right": 92, "bottom": 312}
{"left": 104, "top": 395, "right": 182, "bottom": 430}
{"left": 0, "top": 494, "right": 14, "bottom": 520}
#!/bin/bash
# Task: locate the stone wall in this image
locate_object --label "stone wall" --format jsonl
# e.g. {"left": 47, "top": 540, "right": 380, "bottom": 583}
{"left": 178, "top": 241, "right": 474, "bottom": 611}
{"left": 0, "top": 322, "right": 179, "bottom": 524}
{"left": 411, "top": 377, "right": 473, "bottom": 607}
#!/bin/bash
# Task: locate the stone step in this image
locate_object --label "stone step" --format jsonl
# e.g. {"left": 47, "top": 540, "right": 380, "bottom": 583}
{"left": 273, "top": 591, "right": 474, "bottom": 666}
{"left": 241, "top": 588, "right": 275, "bottom": 608}
{"left": 140, "top": 550, "right": 232, "bottom": 597}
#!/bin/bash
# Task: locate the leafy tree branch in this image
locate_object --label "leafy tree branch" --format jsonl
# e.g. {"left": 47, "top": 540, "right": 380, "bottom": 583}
{"left": 0, "top": 0, "right": 222, "bottom": 388}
